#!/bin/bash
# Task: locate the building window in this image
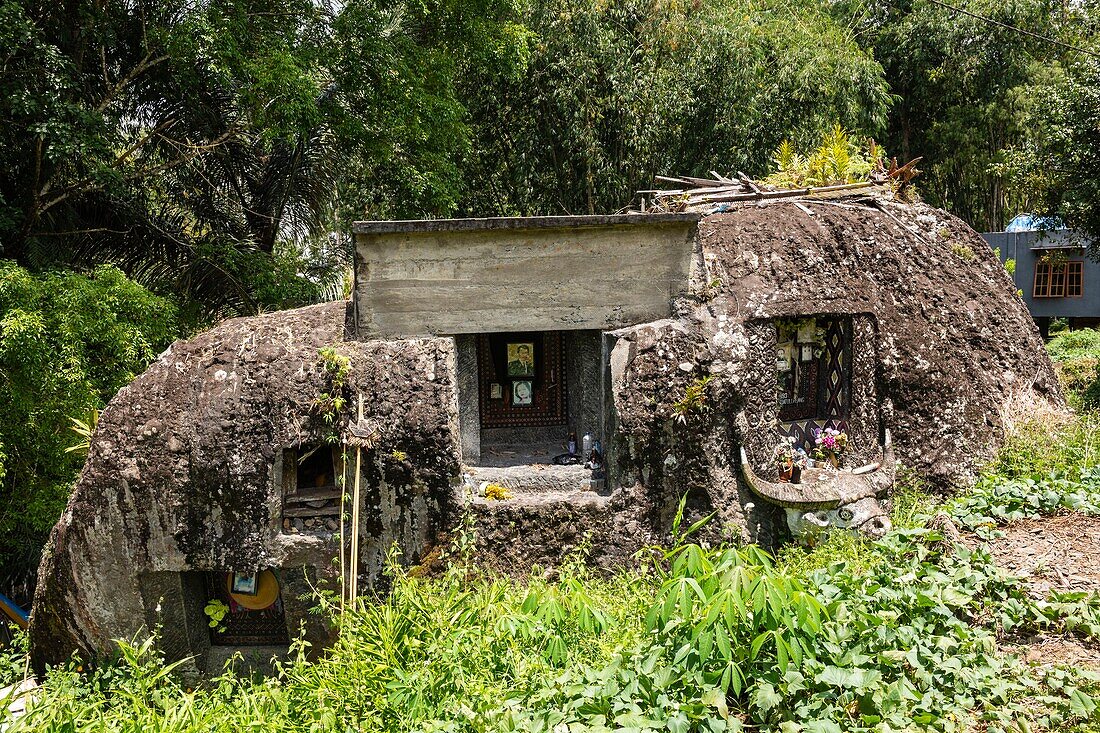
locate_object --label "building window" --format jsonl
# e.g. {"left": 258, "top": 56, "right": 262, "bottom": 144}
{"left": 1034, "top": 260, "right": 1083, "bottom": 298}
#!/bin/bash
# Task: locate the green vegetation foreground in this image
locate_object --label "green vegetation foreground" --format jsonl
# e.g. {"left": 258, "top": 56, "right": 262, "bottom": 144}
{"left": 3, "top": 410, "right": 1100, "bottom": 732}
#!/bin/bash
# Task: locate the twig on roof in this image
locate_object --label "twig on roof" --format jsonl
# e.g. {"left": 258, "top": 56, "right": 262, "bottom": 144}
{"left": 641, "top": 170, "right": 890, "bottom": 213}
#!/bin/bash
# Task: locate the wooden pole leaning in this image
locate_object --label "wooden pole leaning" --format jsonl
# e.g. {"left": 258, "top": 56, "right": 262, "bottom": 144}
{"left": 339, "top": 442, "right": 346, "bottom": 614}
{"left": 349, "top": 393, "right": 364, "bottom": 607}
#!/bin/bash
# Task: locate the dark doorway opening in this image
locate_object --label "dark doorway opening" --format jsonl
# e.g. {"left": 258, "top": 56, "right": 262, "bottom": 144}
{"left": 478, "top": 331, "right": 567, "bottom": 430}
{"left": 459, "top": 330, "right": 608, "bottom": 495}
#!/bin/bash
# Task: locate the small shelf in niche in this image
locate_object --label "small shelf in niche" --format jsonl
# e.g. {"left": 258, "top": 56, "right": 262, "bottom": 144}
{"left": 281, "top": 444, "right": 344, "bottom": 533}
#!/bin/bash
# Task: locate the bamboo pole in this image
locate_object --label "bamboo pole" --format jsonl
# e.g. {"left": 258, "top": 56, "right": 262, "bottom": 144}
{"left": 349, "top": 393, "right": 364, "bottom": 607}
{"left": 339, "top": 445, "right": 346, "bottom": 614}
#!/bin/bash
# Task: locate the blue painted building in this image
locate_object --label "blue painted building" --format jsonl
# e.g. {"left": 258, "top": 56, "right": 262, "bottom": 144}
{"left": 983, "top": 216, "right": 1100, "bottom": 337}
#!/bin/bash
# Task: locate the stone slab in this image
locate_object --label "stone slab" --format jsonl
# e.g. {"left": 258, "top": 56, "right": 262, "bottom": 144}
{"left": 354, "top": 218, "right": 698, "bottom": 337}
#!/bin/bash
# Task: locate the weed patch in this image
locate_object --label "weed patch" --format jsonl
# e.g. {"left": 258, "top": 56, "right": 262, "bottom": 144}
{"left": 8, "top": 413, "right": 1100, "bottom": 732}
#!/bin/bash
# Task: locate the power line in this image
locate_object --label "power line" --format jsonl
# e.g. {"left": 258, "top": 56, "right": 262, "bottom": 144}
{"left": 927, "top": 0, "right": 1100, "bottom": 60}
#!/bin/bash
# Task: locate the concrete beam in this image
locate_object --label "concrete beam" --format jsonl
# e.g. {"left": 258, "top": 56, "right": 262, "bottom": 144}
{"left": 354, "top": 216, "right": 699, "bottom": 338}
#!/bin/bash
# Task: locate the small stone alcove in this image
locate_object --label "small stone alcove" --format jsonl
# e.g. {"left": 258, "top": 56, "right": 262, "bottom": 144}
{"left": 204, "top": 570, "right": 289, "bottom": 647}
{"left": 281, "top": 443, "right": 344, "bottom": 534}
{"left": 742, "top": 313, "right": 880, "bottom": 462}
{"left": 775, "top": 315, "right": 853, "bottom": 450}
{"left": 454, "top": 329, "right": 614, "bottom": 497}
{"left": 139, "top": 568, "right": 312, "bottom": 678}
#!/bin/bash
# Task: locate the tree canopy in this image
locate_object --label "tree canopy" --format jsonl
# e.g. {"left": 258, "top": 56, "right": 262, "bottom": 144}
{"left": 454, "top": 0, "right": 891, "bottom": 217}
{"left": 0, "top": 0, "right": 528, "bottom": 322}
{"left": 4, "top": 0, "right": 1097, "bottom": 319}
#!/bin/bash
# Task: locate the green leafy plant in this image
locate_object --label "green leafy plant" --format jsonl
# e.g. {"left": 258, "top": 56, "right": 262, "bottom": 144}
{"left": 672, "top": 375, "right": 715, "bottom": 424}
{"left": 0, "top": 263, "right": 178, "bottom": 594}
{"left": 948, "top": 469, "right": 1100, "bottom": 536}
{"left": 951, "top": 241, "right": 976, "bottom": 261}
{"left": 313, "top": 346, "right": 351, "bottom": 443}
{"left": 766, "top": 126, "right": 881, "bottom": 188}
{"left": 64, "top": 409, "right": 100, "bottom": 456}
{"left": 1047, "top": 329, "right": 1100, "bottom": 409}
{"left": 11, "top": 416, "right": 1100, "bottom": 732}
{"left": 203, "top": 599, "right": 229, "bottom": 633}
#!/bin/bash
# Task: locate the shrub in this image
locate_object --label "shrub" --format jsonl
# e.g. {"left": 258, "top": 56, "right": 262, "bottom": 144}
{"left": 0, "top": 262, "right": 178, "bottom": 596}
{"left": 992, "top": 410, "right": 1098, "bottom": 480}
{"left": 948, "top": 410, "right": 1100, "bottom": 533}
{"left": 8, "top": 529, "right": 1099, "bottom": 732}
{"left": 1047, "top": 328, "right": 1100, "bottom": 408}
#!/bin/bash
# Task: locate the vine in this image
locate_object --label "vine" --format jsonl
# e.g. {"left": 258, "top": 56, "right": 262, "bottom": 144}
{"left": 203, "top": 599, "right": 229, "bottom": 633}
{"left": 774, "top": 316, "right": 827, "bottom": 355}
{"left": 313, "top": 346, "right": 351, "bottom": 444}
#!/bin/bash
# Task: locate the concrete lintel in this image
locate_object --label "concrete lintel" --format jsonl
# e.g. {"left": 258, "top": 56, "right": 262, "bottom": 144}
{"left": 352, "top": 213, "right": 701, "bottom": 236}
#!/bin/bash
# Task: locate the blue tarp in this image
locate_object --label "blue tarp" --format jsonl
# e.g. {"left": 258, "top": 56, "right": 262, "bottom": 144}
{"left": 0, "top": 591, "right": 29, "bottom": 629}
{"left": 1006, "top": 213, "right": 1066, "bottom": 232}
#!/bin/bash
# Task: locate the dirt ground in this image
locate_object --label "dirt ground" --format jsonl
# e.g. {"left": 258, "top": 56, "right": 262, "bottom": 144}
{"left": 967, "top": 513, "right": 1100, "bottom": 669}
{"left": 980, "top": 513, "right": 1100, "bottom": 599}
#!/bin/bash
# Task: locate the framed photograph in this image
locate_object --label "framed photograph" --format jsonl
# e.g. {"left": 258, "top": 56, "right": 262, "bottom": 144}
{"left": 231, "top": 572, "right": 258, "bottom": 596}
{"left": 489, "top": 382, "right": 503, "bottom": 399}
{"left": 507, "top": 342, "right": 535, "bottom": 376}
{"left": 800, "top": 344, "right": 814, "bottom": 362}
{"left": 775, "top": 346, "right": 791, "bottom": 372}
{"left": 512, "top": 380, "right": 533, "bottom": 406}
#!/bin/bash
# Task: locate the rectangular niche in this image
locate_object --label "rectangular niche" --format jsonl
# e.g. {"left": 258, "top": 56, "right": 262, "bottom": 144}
{"left": 281, "top": 443, "right": 344, "bottom": 534}
{"left": 205, "top": 570, "right": 289, "bottom": 647}
{"left": 775, "top": 316, "right": 852, "bottom": 423}
{"left": 478, "top": 331, "right": 567, "bottom": 429}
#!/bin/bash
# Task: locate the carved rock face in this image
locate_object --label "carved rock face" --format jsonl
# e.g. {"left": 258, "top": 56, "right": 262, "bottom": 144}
{"left": 29, "top": 199, "right": 1063, "bottom": 675}
{"left": 737, "top": 438, "right": 894, "bottom": 545}
{"left": 784, "top": 497, "right": 891, "bottom": 545}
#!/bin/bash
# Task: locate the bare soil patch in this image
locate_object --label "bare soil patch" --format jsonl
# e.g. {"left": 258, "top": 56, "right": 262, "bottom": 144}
{"left": 1000, "top": 635, "right": 1100, "bottom": 669}
{"left": 974, "top": 513, "right": 1100, "bottom": 600}
{"left": 965, "top": 513, "right": 1100, "bottom": 670}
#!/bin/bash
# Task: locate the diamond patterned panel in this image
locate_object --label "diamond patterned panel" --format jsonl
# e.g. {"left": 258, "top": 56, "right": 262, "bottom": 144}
{"left": 779, "top": 419, "right": 849, "bottom": 454}
{"left": 821, "top": 319, "right": 850, "bottom": 419}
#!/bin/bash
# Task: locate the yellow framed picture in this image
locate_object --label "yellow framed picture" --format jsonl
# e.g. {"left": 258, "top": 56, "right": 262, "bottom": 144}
{"left": 507, "top": 342, "right": 535, "bottom": 376}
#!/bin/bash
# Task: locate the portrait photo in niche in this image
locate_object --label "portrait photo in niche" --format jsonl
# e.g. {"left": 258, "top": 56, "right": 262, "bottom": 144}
{"left": 512, "top": 380, "right": 533, "bottom": 406}
{"left": 507, "top": 342, "right": 535, "bottom": 376}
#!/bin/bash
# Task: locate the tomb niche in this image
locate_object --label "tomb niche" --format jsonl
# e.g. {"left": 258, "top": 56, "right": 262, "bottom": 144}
{"left": 457, "top": 329, "right": 612, "bottom": 495}
{"left": 281, "top": 443, "right": 344, "bottom": 535}
{"left": 205, "top": 570, "right": 290, "bottom": 647}
{"left": 770, "top": 314, "right": 879, "bottom": 461}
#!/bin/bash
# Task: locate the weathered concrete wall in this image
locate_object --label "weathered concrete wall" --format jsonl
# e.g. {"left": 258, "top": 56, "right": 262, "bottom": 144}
{"left": 354, "top": 215, "right": 699, "bottom": 337}
{"left": 454, "top": 334, "right": 480, "bottom": 464}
